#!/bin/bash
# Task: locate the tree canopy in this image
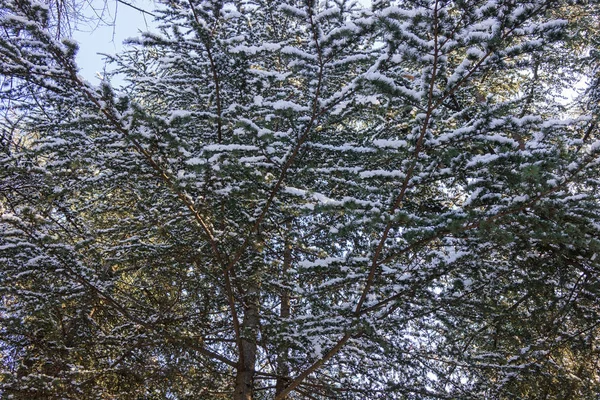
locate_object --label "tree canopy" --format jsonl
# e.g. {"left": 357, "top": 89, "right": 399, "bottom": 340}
{"left": 1, "top": 0, "right": 599, "bottom": 399}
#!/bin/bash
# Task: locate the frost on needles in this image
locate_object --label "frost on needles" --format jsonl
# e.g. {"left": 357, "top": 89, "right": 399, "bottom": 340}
{"left": 1, "top": 0, "right": 600, "bottom": 399}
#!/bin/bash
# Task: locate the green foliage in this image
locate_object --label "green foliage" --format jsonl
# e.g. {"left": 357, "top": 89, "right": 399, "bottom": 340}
{"left": 1, "top": 0, "right": 600, "bottom": 399}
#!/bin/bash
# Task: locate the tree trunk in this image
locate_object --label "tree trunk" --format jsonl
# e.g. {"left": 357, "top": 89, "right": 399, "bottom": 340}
{"left": 275, "top": 291, "right": 290, "bottom": 397}
{"left": 276, "top": 225, "right": 292, "bottom": 398}
{"left": 233, "top": 284, "right": 260, "bottom": 400}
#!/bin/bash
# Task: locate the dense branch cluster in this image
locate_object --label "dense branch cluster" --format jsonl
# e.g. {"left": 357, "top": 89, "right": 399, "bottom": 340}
{"left": 1, "top": 0, "right": 599, "bottom": 399}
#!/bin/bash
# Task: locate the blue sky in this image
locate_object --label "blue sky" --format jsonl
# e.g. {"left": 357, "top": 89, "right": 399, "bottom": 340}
{"left": 72, "top": 0, "right": 155, "bottom": 82}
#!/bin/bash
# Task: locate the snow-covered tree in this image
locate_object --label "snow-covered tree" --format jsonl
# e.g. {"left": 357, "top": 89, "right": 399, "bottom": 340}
{"left": 1, "top": 0, "right": 599, "bottom": 399}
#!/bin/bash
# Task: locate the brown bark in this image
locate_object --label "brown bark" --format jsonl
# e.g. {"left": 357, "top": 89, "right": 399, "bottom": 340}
{"left": 275, "top": 225, "right": 292, "bottom": 398}
{"left": 233, "top": 284, "right": 260, "bottom": 400}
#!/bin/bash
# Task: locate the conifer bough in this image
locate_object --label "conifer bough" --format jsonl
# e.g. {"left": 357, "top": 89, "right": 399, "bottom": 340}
{"left": 1, "top": 0, "right": 599, "bottom": 399}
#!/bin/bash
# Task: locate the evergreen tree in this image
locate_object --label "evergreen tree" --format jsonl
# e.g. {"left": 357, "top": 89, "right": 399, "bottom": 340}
{"left": 1, "top": 0, "right": 599, "bottom": 399}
